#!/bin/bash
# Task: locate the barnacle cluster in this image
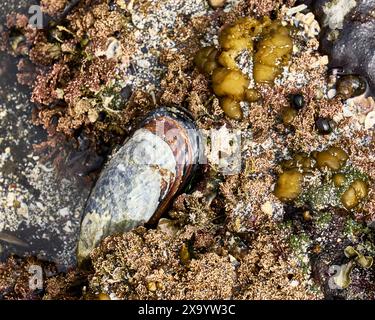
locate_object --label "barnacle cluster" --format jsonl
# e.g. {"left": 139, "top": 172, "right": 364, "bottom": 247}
{"left": 274, "top": 147, "right": 370, "bottom": 212}
{"left": 194, "top": 16, "right": 293, "bottom": 120}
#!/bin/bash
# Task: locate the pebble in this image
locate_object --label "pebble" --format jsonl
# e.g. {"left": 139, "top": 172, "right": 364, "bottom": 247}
{"left": 365, "top": 111, "right": 375, "bottom": 130}
{"left": 290, "top": 94, "right": 305, "bottom": 110}
{"left": 261, "top": 201, "right": 273, "bottom": 216}
{"left": 290, "top": 280, "right": 300, "bottom": 287}
{"left": 208, "top": 0, "right": 226, "bottom": 8}
{"left": 120, "top": 85, "right": 133, "bottom": 101}
{"left": 315, "top": 117, "right": 334, "bottom": 135}
{"left": 17, "top": 203, "right": 29, "bottom": 219}
{"left": 137, "top": 59, "right": 151, "bottom": 68}
{"left": 327, "top": 89, "right": 337, "bottom": 99}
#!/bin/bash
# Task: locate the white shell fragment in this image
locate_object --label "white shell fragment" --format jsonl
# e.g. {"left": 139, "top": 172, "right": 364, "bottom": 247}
{"left": 365, "top": 111, "right": 375, "bottom": 130}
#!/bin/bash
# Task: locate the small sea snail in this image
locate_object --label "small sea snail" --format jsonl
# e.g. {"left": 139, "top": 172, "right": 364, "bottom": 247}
{"left": 77, "top": 107, "right": 203, "bottom": 265}
{"left": 290, "top": 94, "right": 305, "bottom": 110}
{"left": 315, "top": 117, "right": 335, "bottom": 135}
{"left": 336, "top": 75, "right": 367, "bottom": 100}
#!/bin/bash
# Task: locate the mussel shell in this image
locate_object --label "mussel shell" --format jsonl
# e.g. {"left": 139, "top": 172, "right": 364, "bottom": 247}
{"left": 77, "top": 107, "right": 202, "bottom": 264}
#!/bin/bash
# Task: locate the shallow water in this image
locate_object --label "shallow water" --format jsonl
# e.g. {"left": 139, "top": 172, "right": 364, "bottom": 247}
{"left": 0, "top": 0, "right": 91, "bottom": 271}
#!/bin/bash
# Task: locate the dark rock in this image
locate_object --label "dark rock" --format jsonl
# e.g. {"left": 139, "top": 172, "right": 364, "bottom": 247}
{"left": 300, "top": 0, "right": 375, "bottom": 97}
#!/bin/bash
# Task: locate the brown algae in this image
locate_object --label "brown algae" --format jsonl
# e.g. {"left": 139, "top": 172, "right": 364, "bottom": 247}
{"left": 274, "top": 169, "right": 304, "bottom": 202}
{"left": 274, "top": 147, "right": 369, "bottom": 212}
{"left": 195, "top": 16, "right": 293, "bottom": 119}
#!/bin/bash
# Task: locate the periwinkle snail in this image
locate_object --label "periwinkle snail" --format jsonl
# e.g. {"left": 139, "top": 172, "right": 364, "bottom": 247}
{"left": 77, "top": 107, "right": 203, "bottom": 265}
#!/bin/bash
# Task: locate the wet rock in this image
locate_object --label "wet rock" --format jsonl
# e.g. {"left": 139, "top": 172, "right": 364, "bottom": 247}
{"left": 300, "top": 0, "right": 375, "bottom": 97}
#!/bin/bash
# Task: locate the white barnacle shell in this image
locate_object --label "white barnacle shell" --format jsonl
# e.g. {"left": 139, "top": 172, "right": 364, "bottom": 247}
{"left": 77, "top": 107, "right": 202, "bottom": 265}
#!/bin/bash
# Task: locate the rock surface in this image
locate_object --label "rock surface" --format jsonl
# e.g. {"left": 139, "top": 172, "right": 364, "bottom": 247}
{"left": 0, "top": 0, "right": 90, "bottom": 270}
{"left": 301, "top": 0, "right": 375, "bottom": 96}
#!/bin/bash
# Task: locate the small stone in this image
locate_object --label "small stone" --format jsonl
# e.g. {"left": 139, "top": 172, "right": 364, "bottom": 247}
{"left": 120, "top": 85, "right": 133, "bottom": 101}
{"left": 157, "top": 218, "right": 178, "bottom": 236}
{"left": 290, "top": 94, "right": 305, "bottom": 110}
{"left": 88, "top": 109, "right": 99, "bottom": 123}
{"left": 315, "top": 117, "right": 334, "bottom": 135}
{"left": 17, "top": 203, "right": 29, "bottom": 219}
{"left": 327, "top": 89, "right": 336, "bottom": 99}
{"left": 147, "top": 281, "right": 157, "bottom": 292}
{"left": 261, "top": 201, "right": 273, "bottom": 216}
{"left": 137, "top": 59, "right": 151, "bottom": 68}
{"left": 365, "top": 110, "right": 375, "bottom": 130}
{"left": 208, "top": 0, "right": 226, "bottom": 8}
{"left": 290, "top": 280, "right": 299, "bottom": 287}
